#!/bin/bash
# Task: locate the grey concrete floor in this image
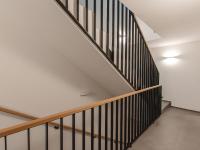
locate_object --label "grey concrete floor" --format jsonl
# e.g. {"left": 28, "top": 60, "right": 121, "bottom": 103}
{"left": 131, "top": 107, "right": 200, "bottom": 150}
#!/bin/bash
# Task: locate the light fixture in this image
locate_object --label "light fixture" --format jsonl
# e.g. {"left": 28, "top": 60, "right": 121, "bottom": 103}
{"left": 163, "top": 49, "right": 180, "bottom": 58}
{"left": 163, "top": 57, "right": 179, "bottom": 65}
{"left": 162, "top": 49, "right": 180, "bottom": 65}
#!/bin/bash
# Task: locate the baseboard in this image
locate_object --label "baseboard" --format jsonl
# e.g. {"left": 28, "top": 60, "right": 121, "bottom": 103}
{"left": 171, "top": 106, "right": 200, "bottom": 114}
{"left": 162, "top": 100, "right": 172, "bottom": 113}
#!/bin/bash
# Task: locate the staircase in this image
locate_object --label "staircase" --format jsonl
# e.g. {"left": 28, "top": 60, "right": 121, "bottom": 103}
{"left": 55, "top": 0, "right": 159, "bottom": 90}
{"left": 0, "top": 0, "right": 161, "bottom": 150}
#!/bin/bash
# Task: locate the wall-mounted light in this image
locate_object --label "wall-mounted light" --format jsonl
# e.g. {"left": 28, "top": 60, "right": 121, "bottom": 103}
{"left": 163, "top": 50, "right": 180, "bottom": 58}
{"left": 163, "top": 57, "right": 179, "bottom": 65}
{"left": 162, "top": 49, "right": 180, "bottom": 65}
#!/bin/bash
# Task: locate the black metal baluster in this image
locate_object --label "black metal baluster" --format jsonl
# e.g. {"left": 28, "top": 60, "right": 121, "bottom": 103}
{"left": 65, "top": 0, "right": 68, "bottom": 10}
{"left": 98, "top": 106, "right": 102, "bottom": 150}
{"left": 106, "top": 0, "right": 110, "bottom": 54}
{"left": 105, "top": 104, "right": 108, "bottom": 150}
{"left": 27, "top": 128, "right": 30, "bottom": 150}
{"left": 91, "top": 108, "right": 94, "bottom": 150}
{"left": 85, "top": 0, "right": 88, "bottom": 31}
{"left": 137, "top": 94, "right": 140, "bottom": 137}
{"left": 4, "top": 136, "right": 7, "bottom": 150}
{"left": 110, "top": 102, "right": 114, "bottom": 150}
{"left": 116, "top": 0, "right": 120, "bottom": 67}
{"left": 100, "top": 0, "right": 103, "bottom": 48}
{"left": 93, "top": 0, "right": 96, "bottom": 40}
{"left": 139, "top": 95, "right": 142, "bottom": 134}
{"left": 111, "top": 0, "right": 115, "bottom": 52}
{"left": 45, "top": 123, "right": 49, "bottom": 150}
{"left": 72, "top": 115, "right": 76, "bottom": 150}
{"left": 134, "top": 95, "right": 137, "bottom": 139}
{"left": 120, "top": 4, "right": 124, "bottom": 73}
{"left": 82, "top": 111, "right": 86, "bottom": 150}
{"left": 132, "top": 16, "right": 136, "bottom": 88}
{"left": 131, "top": 96, "right": 135, "bottom": 143}
{"left": 124, "top": 8, "right": 128, "bottom": 78}
{"left": 77, "top": 0, "right": 79, "bottom": 21}
{"left": 128, "top": 11, "right": 131, "bottom": 82}
{"left": 60, "top": 118, "right": 63, "bottom": 150}
{"left": 124, "top": 98, "right": 127, "bottom": 149}
{"left": 127, "top": 97, "right": 131, "bottom": 147}
{"left": 134, "top": 20, "right": 138, "bottom": 90}
{"left": 141, "top": 39, "right": 144, "bottom": 132}
{"left": 120, "top": 99, "right": 123, "bottom": 150}
{"left": 115, "top": 101, "right": 119, "bottom": 150}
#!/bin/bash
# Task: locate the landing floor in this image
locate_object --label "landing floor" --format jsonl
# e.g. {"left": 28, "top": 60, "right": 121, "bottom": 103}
{"left": 131, "top": 107, "right": 200, "bottom": 150}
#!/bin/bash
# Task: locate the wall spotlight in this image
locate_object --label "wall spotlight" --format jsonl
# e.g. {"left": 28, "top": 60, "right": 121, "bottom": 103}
{"left": 163, "top": 57, "right": 179, "bottom": 65}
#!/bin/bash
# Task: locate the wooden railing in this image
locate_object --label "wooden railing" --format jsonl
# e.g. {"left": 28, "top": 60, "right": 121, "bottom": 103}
{"left": 0, "top": 85, "right": 162, "bottom": 150}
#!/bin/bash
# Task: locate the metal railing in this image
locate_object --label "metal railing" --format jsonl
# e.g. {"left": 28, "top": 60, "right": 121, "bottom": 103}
{"left": 0, "top": 85, "right": 162, "bottom": 150}
{"left": 55, "top": 0, "right": 159, "bottom": 90}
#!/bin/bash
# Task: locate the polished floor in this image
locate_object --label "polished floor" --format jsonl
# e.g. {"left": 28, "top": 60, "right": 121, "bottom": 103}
{"left": 131, "top": 107, "right": 200, "bottom": 150}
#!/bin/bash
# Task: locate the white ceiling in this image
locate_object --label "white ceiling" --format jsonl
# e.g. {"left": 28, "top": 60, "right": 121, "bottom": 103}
{"left": 121, "top": 0, "right": 200, "bottom": 48}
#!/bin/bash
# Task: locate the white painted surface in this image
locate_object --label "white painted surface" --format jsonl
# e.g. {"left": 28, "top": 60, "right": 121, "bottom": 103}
{"left": 121, "top": 0, "right": 200, "bottom": 48}
{"left": 0, "top": 0, "right": 134, "bottom": 117}
{"left": 0, "top": 0, "right": 133, "bottom": 149}
{"left": 151, "top": 41, "right": 200, "bottom": 112}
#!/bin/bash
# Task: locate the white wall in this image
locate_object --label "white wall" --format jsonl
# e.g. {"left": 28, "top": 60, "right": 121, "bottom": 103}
{"left": 0, "top": 48, "right": 112, "bottom": 118}
{"left": 0, "top": 0, "right": 134, "bottom": 121}
{"left": 0, "top": 0, "right": 133, "bottom": 149}
{"left": 151, "top": 41, "right": 200, "bottom": 112}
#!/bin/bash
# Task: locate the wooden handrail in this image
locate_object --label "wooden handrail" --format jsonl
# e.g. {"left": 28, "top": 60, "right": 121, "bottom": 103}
{"left": 0, "top": 106, "right": 97, "bottom": 138}
{"left": 0, "top": 85, "right": 161, "bottom": 138}
{"left": 0, "top": 106, "right": 117, "bottom": 142}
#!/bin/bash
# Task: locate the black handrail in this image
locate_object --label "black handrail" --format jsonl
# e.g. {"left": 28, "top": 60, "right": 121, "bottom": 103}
{"left": 55, "top": 0, "right": 159, "bottom": 90}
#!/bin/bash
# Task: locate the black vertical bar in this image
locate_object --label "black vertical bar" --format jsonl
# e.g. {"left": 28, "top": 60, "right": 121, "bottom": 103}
{"left": 134, "top": 21, "right": 138, "bottom": 90}
{"left": 131, "top": 96, "right": 134, "bottom": 142}
{"left": 124, "top": 98, "right": 127, "bottom": 149}
{"left": 132, "top": 14, "right": 135, "bottom": 87}
{"left": 85, "top": 0, "right": 88, "bottom": 31}
{"left": 4, "top": 136, "right": 7, "bottom": 150}
{"left": 91, "top": 108, "right": 94, "bottom": 150}
{"left": 100, "top": 0, "right": 104, "bottom": 48}
{"left": 115, "top": 101, "right": 119, "bottom": 150}
{"left": 137, "top": 28, "right": 140, "bottom": 90}
{"left": 127, "top": 97, "right": 131, "bottom": 146}
{"left": 124, "top": 8, "right": 128, "bottom": 78}
{"left": 82, "top": 111, "right": 86, "bottom": 150}
{"left": 60, "top": 118, "right": 63, "bottom": 150}
{"left": 134, "top": 95, "right": 137, "bottom": 139}
{"left": 137, "top": 94, "right": 140, "bottom": 137}
{"left": 93, "top": 0, "right": 96, "bottom": 40}
{"left": 98, "top": 106, "right": 102, "bottom": 150}
{"left": 106, "top": 0, "right": 110, "bottom": 54}
{"left": 72, "top": 115, "right": 75, "bottom": 150}
{"left": 132, "top": 14, "right": 136, "bottom": 89}
{"left": 111, "top": 0, "right": 115, "bottom": 51}
{"left": 65, "top": 0, "right": 68, "bottom": 10}
{"left": 45, "top": 123, "right": 49, "bottom": 150}
{"left": 120, "top": 99, "right": 123, "bottom": 150}
{"left": 110, "top": 102, "right": 114, "bottom": 150}
{"left": 128, "top": 11, "right": 131, "bottom": 82}
{"left": 27, "top": 128, "right": 30, "bottom": 150}
{"left": 116, "top": 0, "right": 120, "bottom": 67}
{"left": 105, "top": 104, "right": 108, "bottom": 150}
{"left": 120, "top": 5, "right": 124, "bottom": 72}
{"left": 77, "top": 0, "right": 79, "bottom": 21}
